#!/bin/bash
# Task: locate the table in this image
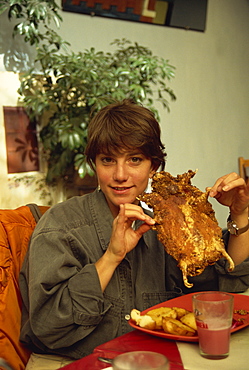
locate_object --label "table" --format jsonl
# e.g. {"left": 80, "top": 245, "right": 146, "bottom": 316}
{"left": 178, "top": 288, "right": 249, "bottom": 370}
{"left": 61, "top": 290, "right": 249, "bottom": 370}
{"left": 177, "top": 325, "right": 249, "bottom": 370}
{"left": 60, "top": 330, "right": 184, "bottom": 370}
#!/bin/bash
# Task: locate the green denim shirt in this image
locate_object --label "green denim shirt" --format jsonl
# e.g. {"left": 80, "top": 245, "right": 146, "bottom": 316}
{"left": 19, "top": 189, "right": 249, "bottom": 359}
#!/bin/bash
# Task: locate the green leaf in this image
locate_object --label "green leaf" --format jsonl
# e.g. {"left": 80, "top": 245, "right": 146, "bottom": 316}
{"left": 16, "top": 34, "right": 176, "bottom": 185}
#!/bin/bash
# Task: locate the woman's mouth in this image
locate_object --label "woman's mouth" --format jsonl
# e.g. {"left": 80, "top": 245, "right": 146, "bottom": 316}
{"left": 111, "top": 186, "right": 133, "bottom": 193}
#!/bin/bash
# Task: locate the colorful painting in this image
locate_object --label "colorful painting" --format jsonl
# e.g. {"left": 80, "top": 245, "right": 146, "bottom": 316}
{"left": 61, "top": 0, "right": 159, "bottom": 24}
{"left": 61, "top": 0, "right": 208, "bottom": 31}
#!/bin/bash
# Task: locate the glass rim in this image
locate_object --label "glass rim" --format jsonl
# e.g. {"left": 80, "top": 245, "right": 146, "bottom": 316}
{"left": 113, "top": 351, "right": 168, "bottom": 364}
{"left": 113, "top": 351, "right": 168, "bottom": 357}
{"left": 192, "top": 291, "right": 234, "bottom": 302}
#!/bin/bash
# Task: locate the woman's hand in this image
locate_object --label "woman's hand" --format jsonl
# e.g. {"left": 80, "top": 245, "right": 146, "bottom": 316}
{"left": 95, "top": 204, "right": 154, "bottom": 291}
{"left": 209, "top": 172, "right": 249, "bottom": 216}
{"left": 107, "top": 203, "right": 155, "bottom": 263}
{"left": 209, "top": 172, "right": 249, "bottom": 265}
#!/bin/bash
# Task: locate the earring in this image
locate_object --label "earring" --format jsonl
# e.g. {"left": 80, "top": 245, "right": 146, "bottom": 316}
{"left": 97, "top": 184, "right": 101, "bottom": 191}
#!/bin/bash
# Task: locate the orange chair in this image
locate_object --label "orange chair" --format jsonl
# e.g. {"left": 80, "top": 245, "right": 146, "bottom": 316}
{"left": 238, "top": 157, "right": 249, "bottom": 183}
{"left": 0, "top": 204, "right": 49, "bottom": 370}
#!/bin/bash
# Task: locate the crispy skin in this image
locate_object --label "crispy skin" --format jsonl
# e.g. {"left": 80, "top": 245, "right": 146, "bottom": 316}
{"left": 139, "top": 170, "right": 234, "bottom": 288}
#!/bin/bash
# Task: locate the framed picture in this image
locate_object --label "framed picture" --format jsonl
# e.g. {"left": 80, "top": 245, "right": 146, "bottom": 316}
{"left": 3, "top": 106, "right": 39, "bottom": 173}
{"left": 62, "top": 0, "right": 167, "bottom": 26}
{"left": 61, "top": 0, "right": 208, "bottom": 31}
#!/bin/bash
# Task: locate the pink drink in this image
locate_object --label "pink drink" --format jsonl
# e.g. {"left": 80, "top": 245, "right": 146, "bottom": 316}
{"left": 197, "top": 324, "right": 231, "bottom": 359}
{"left": 193, "top": 292, "right": 234, "bottom": 360}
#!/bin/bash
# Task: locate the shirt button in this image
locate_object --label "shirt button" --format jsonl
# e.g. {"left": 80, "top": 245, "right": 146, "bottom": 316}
{"left": 125, "top": 314, "right": 130, "bottom": 320}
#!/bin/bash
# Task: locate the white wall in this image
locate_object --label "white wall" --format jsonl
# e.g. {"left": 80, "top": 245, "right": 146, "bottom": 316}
{"left": 0, "top": 0, "right": 249, "bottom": 227}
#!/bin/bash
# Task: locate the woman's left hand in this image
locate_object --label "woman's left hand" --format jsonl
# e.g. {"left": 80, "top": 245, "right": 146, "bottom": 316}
{"left": 209, "top": 172, "right": 249, "bottom": 215}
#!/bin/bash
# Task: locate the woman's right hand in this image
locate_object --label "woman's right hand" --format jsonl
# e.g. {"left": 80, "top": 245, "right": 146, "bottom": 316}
{"left": 95, "top": 204, "right": 154, "bottom": 291}
{"left": 107, "top": 203, "right": 155, "bottom": 263}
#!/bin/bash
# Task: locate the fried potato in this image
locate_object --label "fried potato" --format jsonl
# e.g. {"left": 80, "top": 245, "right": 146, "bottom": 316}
{"left": 139, "top": 315, "right": 156, "bottom": 330}
{"left": 162, "top": 317, "right": 196, "bottom": 337}
{"left": 180, "top": 312, "right": 197, "bottom": 331}
{"left": 146, "top": 307, "right": 172, "bottom": 316}
{"left": 130, "top": 306, "right": 197, "bottom": 336}
{"left": 146, "top": 307, "right": 176, "bottom": 329}
{"left": 130, "top": 308, "right": 141, "bottom": 323}
{"left": 173, "top": 307, "right": 190, "bottom": 319}
{"left": 130, "top": 309, "right": 156, "bottom": 330}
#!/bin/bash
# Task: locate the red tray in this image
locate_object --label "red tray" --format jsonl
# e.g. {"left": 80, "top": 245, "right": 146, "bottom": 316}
{"left": 129, "top": 292, "right": 249, "bottom": 342}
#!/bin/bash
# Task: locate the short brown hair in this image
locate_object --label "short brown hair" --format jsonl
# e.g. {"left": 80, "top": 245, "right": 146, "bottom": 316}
{"left": 85, "top": 99, "right": 166, "bottom": 171}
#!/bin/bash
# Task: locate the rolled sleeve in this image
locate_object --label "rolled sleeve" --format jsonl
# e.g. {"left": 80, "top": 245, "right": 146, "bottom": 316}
{"left": 69, "top": 264, "right": 112, "bottom": 325}
{"left": 215, "top": 257, "right": 249, "bottom": 292}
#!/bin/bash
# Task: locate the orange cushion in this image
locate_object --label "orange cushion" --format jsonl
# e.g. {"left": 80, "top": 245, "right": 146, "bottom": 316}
{"left": 0, "top": 206, "right": 37, "bottom": 370}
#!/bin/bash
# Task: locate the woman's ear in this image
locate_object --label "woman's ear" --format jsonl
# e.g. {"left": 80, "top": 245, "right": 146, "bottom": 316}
{"left": 149, "top": 169, "right": 156, "bottom": 179}
{"left": 150, "top": 162, "right": 161, "bottom": 178}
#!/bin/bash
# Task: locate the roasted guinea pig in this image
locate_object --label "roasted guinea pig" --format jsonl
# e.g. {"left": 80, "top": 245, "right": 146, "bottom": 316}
{"left": 139, "top": 170, "right": 234, "bottom": 288}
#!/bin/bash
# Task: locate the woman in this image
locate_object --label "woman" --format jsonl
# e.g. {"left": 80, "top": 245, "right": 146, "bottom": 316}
{"left": 20, "top": 100, "right": 249, "bottom": 369}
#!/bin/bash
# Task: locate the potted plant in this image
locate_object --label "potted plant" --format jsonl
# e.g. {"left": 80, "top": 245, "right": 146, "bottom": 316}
{"left": 1, "top": 1, "right": 176, "bottom": 194}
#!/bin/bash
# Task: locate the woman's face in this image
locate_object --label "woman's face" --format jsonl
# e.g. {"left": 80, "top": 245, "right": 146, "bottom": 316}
{"left": 95, "top": 150, "right": 154, "bottom": 217}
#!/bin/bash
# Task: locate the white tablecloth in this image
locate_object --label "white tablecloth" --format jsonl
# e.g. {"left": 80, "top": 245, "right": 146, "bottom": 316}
{"left": 177, "top": 326, "right": 249, "bottom": 370}
{"left": 177, "top": 290, "right": 249, "bottom": 370}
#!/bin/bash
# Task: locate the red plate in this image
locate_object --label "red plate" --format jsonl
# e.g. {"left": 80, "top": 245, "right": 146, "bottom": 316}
{"left": 129, "top": 292, "right": 249, "bottom": 343}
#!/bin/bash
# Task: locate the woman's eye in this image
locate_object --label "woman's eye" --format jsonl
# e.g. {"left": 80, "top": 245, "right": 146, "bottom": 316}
{"left": 130, "top": 157, "right": 142, "bottom": 164}
{"left": 102, "top": 157, "right": 113, "bottom": 164}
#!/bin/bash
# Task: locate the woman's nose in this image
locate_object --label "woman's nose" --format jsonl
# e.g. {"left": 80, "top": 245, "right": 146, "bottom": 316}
{"left": 113, "top": 163, "right": 128, "bottom": 182}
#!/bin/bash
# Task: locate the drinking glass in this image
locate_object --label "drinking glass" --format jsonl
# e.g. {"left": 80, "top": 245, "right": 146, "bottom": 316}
{"left": 112, "top": 351, "right": 169, "bottom": 370}
{"left": 192, "top": 291, "right": 234, "bottom": 359}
